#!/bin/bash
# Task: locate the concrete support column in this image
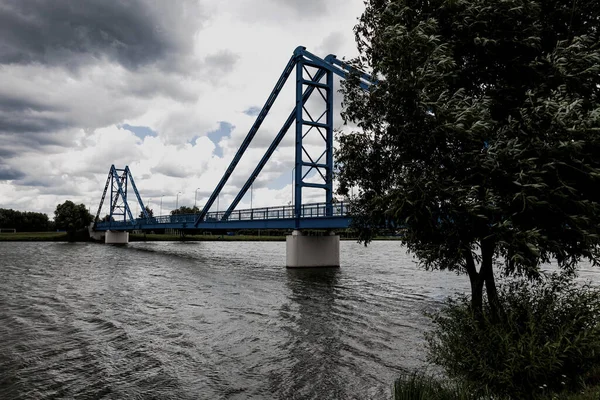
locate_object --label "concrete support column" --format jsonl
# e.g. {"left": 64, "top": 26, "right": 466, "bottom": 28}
{"left": 286, "top": 230, "right": 340, "bottom": 268}
{"left": 105, "top": 230, "right": 129, "bottom": 244}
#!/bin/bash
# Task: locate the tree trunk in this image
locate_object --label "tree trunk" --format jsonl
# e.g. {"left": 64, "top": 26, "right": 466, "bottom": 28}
{"left": 480, "top": 238, "right": 502, "bottom": 322}
{"left": 465, "top": 241, "right": 501, "bottom": 321}
{"left": 464, "top": 249, "right": 484, "bottom": 319}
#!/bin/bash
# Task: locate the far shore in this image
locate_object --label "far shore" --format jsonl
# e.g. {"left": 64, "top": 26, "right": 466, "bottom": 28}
{"left": 0, "top": 232, "right": 402, "bottom": 242}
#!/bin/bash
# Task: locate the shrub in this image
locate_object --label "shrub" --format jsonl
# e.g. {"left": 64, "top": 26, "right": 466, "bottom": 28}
{"left": 393, "top": 372, "right": 495, "bottom": 400}
{"left": 426, "top": 273, "right": 600, "bottom": 399}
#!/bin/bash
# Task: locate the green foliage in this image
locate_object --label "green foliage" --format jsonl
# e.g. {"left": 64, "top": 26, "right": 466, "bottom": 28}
{"left": 139, "top": 205, "right": 154, "bottom": 218}
{"left": 170, "top": 205, "right": 199, "bottom": 215}
{"left": 0, "top": 208, "right": 51, "bottom": 232}
{"left": 393, "top": 372, "right": 495, "bottom": 400}
{"left": 54, "top": 200, "right": 93, "bottom": 234}
{"left": 426, "top": 274, "right": 600, "bottom": 399}
{"left": 338, "top": 0, "right": 600, "bottom": 282}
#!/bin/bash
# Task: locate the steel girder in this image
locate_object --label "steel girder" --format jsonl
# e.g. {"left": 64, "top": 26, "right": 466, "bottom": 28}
{"left": 94, "top": 165, "right": 147, "bottom": 227}
{"left": 193, "top": 46, "right": 375, "bottom": 228}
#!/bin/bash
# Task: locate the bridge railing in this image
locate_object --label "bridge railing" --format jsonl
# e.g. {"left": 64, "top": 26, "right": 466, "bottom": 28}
{"left": 95, "top": 201, "right": 348, "bottom": 229}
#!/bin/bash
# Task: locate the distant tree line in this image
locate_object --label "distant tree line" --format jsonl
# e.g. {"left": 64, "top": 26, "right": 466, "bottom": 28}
{"left": 0, "top": 208, "right": 52, "bottom": 232}
{"left": 0, "top": 201, "right": 94, "bottom": 235}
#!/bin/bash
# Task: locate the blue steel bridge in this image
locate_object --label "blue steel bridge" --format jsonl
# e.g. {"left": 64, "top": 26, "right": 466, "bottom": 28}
{"left": 93, "top": 46, "right": 375, "bottom": 235}
{"left": 95, "top": 202, "right": 350, "bottom": 231}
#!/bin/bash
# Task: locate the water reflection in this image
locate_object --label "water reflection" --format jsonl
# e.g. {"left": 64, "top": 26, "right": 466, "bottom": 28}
{"left": 275, "top": 268, "right": 346, "bottom": 399}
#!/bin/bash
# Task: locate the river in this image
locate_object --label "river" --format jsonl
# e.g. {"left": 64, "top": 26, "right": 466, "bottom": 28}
{"left": 1, "top": 240, "right": 588, "bottom": 399}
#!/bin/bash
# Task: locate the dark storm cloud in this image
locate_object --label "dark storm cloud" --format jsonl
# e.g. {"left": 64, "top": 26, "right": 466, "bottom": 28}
{"left": 0, "top": 130, "right": 80, "bottom": 157}
{"left": 0, "top": 112, "right": 69, "bottom": 134}
{"left": 12, "top": 178, "right": 53, "bottom": 187}
{"left": 0, "top": 93, "right": 62, "bottom": 113}
{"left": 0, "top": 147, "right": 17, "bottom": 158}
{"left": 0, "top": 0, "right": 202, "bottom": 70}
{"left": 0, "top": 0, "right": 206, "bottom": 153}
{"left": 0, "top": 164, "right": 26, "bottom": 181}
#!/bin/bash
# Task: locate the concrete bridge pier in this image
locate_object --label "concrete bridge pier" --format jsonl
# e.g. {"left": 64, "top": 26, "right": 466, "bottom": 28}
{"left": 286, "top": 230, "right": 340, "bottom": 268}
{"left": 105, "top": 230, "right": 129, "bottom": 244}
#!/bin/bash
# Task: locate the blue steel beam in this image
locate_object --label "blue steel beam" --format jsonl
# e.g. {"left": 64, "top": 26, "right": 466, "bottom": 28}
{"left": 215, "top": 47, "right": 374, "bottom": 225}
{"left": 93, "top": 167, "right": 113, "bottom": 227}
{"left": 294, "top": 57, "right": 304, "bottom": 227}
{"left": 194, "top": 50, "right": 302, "bottom": 226}
{"left": 326, "top": 68, "right": 334, "bottom": 216}
{"left": 220, "top": 69, "right": 328, "bottom": 221}
{"left": 97, "top": 216, "right": 351, "bottom": 232}
{"left": 325, "top": 56, "right": 377, "bottom": 90}
{"left": 110, "top": 167, "right": 127, "bottom": 222}
{"left": 126, "top": 166, "right": 148, "bottom": 219}
{"left": 110, "top": 167, "right": 135, "bottom": 223}
{"left": 294, "top": 54, "right": 335, "bottom": 226}
{"left": 96, "top": 202, "right": 350, "bottom": 231}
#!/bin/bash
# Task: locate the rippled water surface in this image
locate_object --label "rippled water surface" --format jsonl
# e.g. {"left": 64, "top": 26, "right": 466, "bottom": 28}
{"left": 0, "top": 240, "right": 533, "bottom": 399}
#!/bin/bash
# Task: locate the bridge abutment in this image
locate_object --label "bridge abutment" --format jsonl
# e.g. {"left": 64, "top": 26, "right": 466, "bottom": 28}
{"left": 105, "top": 231, "right": 129, "bottom": 244}
{"left": 286, "top": 230, "right": 340, "bottom": 268}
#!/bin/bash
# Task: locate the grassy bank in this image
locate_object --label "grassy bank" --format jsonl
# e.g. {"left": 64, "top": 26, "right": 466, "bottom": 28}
{"left": 0, "top": 232, "right": 68, "bottom": 241}
{"left": 393, "top": 372, "right": 600, "bottom": 400}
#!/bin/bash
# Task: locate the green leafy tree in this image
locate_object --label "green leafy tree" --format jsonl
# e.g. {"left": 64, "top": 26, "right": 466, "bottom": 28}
{"left": 139, "top": 206, "right": 154, "bottom": 219}
{"left": 338, "top": 0, "right": 600, "bottom": 315}
{"left": 170, "top": 205, "right": 199, "bottom": 215}
{"left": 0, "top": 208, "right": 50, "bottom": 232}
{"left": 54, "top": 201, "right": 93, "bottom": 237}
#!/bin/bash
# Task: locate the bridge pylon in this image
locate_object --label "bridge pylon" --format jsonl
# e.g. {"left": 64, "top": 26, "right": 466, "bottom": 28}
{"left": 93, "top": 165, "right": 147, "bottom": 243}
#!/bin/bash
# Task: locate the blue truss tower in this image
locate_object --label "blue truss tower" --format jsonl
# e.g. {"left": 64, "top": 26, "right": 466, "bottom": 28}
{"left": 193, "top": 46, "right": 375, "bottom": 228}
{"left": 94, "top": 165, "right": 147, "bottom": 227}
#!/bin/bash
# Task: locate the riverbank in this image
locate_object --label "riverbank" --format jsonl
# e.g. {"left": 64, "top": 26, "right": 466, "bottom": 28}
{"left": 0, "top": 232, "right": 402, "bottom": 242}
{"left": 0, "top": 232, "right": 68, "bottom": 241}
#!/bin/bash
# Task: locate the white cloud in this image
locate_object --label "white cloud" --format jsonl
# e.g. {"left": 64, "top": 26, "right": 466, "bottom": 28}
{"left": 0, "top": 0, "right": 364, "bottom": 219}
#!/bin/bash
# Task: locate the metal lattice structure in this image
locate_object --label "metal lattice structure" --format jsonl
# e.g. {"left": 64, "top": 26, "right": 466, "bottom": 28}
{"left": 94, "top": 47, "right": 375, "bottom": 232}
{"left": 94, "top": 165, "right": 147, "bottom": 228}
{"left": 193, "top": 46, "right": 375, "bottom": 228}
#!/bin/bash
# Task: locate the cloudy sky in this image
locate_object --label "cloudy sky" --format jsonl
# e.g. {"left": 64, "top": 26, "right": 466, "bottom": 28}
{"left": 0, "top": 0, "right": 364, "bottom": 219}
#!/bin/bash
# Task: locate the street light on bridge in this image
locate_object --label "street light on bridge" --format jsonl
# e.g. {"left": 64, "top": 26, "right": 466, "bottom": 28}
{"left": 160, "top": 195, "right": 164, "bottom": 216}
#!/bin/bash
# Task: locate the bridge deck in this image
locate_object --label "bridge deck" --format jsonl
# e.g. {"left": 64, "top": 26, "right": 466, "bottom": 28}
{"left": 95, "top": 202, "right": 351, "bottom": 231}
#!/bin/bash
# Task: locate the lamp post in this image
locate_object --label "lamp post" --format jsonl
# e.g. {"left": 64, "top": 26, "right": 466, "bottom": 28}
{"left": 176, "top": 191, "right": 182, "bottom": 211}
{"left": 194, "top": 188, "right": 201, "bottom": 209}
{"left": 160, "top": 195, "right": 164, "bottom": 216}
